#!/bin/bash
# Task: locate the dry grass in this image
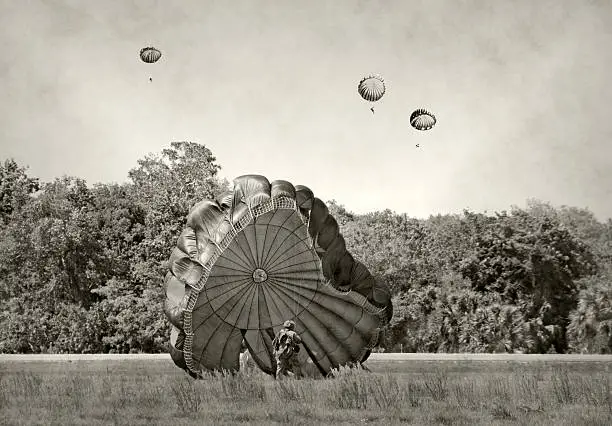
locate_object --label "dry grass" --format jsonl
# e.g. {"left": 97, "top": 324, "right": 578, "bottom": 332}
{"left": 0, "top": 359, "right": 611, "bottom": 425}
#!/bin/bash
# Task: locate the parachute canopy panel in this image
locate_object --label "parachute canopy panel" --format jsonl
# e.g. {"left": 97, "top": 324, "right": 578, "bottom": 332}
{"left": 410, "top": 108, "right": 436, "bottom": 130}
{"left": 140, "top": 46, "right": 162, "bottom": 64}
{"left": 358, "top": 75, "right": 386, "bottom": 102}
{"left": 163, "top": 175, "right": 393, "bottom": 378}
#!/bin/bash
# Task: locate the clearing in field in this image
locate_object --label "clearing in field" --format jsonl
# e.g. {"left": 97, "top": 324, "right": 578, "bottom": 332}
{"left": 1, "top": 354, "right": 611, "bottom": 425}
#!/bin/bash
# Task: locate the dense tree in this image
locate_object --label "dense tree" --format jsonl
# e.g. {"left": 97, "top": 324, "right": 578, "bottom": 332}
{"left": 0, "top": 143, "right": 227, "bottom": 353}
{"left": 0, "top": 150, "right": 610, "bottom": 355}
{"left": 0, "top": 159, "right": 40, "bottom": 227}
{"left": 0, "top": 176, "right": 107, "bottom": 306}
{"left": 126, "top": 141, "right": 228, "bottom": 280}
{"left": 341, "top": 210, "right": 436, "bottom": 293}
{"left": 456, "top": 208, "right": 597, "bottom": 352}
{"left": 94, "top": 141, "right": 227, "bottom": 352}
{"left": 567, "top": 272, "right": 612, "bottom": 353}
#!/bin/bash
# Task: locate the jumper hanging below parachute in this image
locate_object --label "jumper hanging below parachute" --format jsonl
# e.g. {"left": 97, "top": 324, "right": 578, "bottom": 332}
{"left": 139, "top": 46, "right": 162, "bottom": 82}
{"left": 358, "top": 75, "right": 385, "bottom": 114}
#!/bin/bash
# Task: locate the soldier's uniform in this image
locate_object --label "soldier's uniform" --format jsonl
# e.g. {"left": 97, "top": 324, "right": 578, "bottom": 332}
{"left": 272, "top": 320, "right": 303, "bottom": 379}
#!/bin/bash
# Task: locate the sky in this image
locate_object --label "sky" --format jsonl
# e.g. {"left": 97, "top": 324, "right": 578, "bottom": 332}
{"left": 1, "top": 0, "right": 611, "bottom": 220}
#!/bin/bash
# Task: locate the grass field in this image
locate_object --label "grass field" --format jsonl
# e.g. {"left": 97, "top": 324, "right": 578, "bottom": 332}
{"left": 1, "top": 354, "right": 611, "bottom": 425}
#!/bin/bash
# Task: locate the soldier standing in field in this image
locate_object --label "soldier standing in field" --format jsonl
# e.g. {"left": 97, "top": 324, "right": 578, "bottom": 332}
{"left": 272, "top": 320, "right": 303, "bottom": 379}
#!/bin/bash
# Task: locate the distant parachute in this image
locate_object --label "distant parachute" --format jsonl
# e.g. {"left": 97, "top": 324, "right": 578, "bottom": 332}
{"left": 164, "top": 175, "right": 392, "bottom": 379}
{"left": 139, "top": 46, "right": 162, "bottom": 64}
{"left": 410, "top": 109, "right": 436, "bottom": 130}
{"left": 358, "top": 75, "right": 385, "bottom": 114}
{"left": 139, "top": 46, "right": 162, "bottom": 82}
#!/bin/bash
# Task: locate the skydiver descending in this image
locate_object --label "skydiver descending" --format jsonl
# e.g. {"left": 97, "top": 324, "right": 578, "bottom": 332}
{"left": 358, "top": 74, "right": 385, "bottom": 114}
{"left": 140, "top": 46, "right": 161, "bottom": 82}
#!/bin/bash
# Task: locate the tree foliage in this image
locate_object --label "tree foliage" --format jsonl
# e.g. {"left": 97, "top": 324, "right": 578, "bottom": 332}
{"left": 567, "top": 271, "right": 612, "bottom": 353}
{"left": 0, "top": 145, "right": 610, "bottom": 355}
{"left": 0, "top": 159, "right": 40, "bottom": 226}
{"left": 338, "top": 206, "right": 606, "bottom": 354}
{"left": 0, "top": 142, "right": 226, "bottom": 353}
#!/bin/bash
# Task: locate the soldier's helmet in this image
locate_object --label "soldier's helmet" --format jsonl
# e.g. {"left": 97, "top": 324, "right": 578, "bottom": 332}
{"left": 283, "top": 320, "right": 296, "bottom": 330}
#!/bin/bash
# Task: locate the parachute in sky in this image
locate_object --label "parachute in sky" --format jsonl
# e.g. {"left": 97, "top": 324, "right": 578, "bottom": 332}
{"left": 410, "top": 108, "right": 436, "bottom": 131}
{"left": 139, "top": 46, "right": 162, "bottom": 82}
{"left": 358, "top": 75, "right": 386, "bottom": 114}
{"left": 164, "top": 175, "right": 392, "bottom": 378}
{"left": 140, "top": 46, "right": 162, "bottom": 63}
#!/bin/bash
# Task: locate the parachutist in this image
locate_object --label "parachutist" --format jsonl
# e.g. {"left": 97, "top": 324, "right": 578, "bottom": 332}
{"left": 272, "top": 320, "right": 303, "bottom": 379}
{"left": 358, "top": 74, "right": 385, "bottom": 113}
{"left": 140, "top": 46, "right": 161, "bottom": 83}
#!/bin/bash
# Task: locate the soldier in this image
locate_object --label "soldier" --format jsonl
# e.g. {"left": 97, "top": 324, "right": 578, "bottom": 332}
{"left": 272, "top": 320, "right": 303, "bottom": 379}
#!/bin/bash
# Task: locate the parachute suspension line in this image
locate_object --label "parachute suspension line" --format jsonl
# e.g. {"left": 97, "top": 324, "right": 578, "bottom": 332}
{"left": 306, "top": 210, "right": 313, "bottom": 250}
{"left": 304, "top": 206, "right": 318, "bottom": 320}
{"left": 139, "top": 46, "right": 162, "bottom": 83}
{"left": 229, "top": 189, "right": 238, "bottom": 226}
{"left": 288, "top": 199, "right": 302, "bottom": 321}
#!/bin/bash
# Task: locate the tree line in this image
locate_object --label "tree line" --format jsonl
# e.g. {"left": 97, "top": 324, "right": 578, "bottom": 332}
{"left": 1, "top": 142, "right": 610, "bottom": 354}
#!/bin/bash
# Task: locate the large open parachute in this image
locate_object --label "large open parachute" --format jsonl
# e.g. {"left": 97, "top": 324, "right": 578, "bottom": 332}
{"left": 163, "top": 175, "right": 392, "bottom": 378}
{"left": 139, "top": 46, "right": 162, "bottom": 64}
{"left": 410, "top": 108, "right": 436, "bottom": 131}
{"left": 358, "top": 75, "right": 386, "bottom": 114}
{"left": 139, "top": 46, "right": 162, "bottom": 82}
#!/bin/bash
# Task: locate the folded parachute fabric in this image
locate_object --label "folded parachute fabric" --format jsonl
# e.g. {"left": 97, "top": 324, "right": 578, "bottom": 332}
{"left": 163, "top": 175, "right": 393, "bottom": 378}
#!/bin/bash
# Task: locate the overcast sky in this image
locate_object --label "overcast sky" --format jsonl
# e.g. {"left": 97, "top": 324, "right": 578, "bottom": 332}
{"left": 1, "top": 0, "right": 611, "bottom": 219}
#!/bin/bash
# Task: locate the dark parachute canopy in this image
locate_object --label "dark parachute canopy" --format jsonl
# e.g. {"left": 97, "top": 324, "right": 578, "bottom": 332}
{"left": 410, "top": 108, "right": 436, "bottom": 131}
{"left": 163, "top": 175, "right": 392, "bottom": 378}
{"left": 139, "top": 46, "right": 162, "bottom": 64}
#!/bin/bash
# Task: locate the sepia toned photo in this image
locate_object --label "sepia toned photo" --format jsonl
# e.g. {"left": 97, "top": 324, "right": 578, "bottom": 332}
{"left": 1, "top": 1, "right": 611, "bottom": 425}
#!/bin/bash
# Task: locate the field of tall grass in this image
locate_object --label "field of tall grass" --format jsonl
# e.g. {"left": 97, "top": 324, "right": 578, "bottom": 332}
{"left": 1, "top": 355, "right": 611, "bottom": 425}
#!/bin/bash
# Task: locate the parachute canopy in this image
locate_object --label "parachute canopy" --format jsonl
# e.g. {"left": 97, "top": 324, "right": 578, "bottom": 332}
{"left": 164, "top": 175, "right": 392, "bottom": 378}
{"left": 139, "top": 46, "right": 162, "bottom": 64}
{"left": 358, "top": 75, "right": 386, "bottom": 103}
{"left": 410, "top": 108, "right": 436, "bottom": 130}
